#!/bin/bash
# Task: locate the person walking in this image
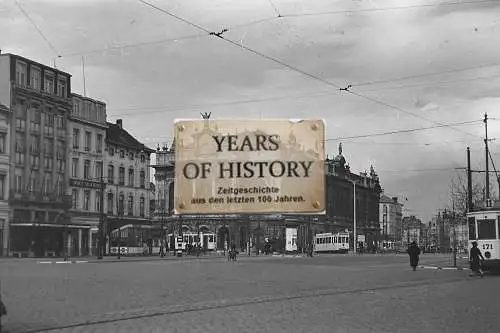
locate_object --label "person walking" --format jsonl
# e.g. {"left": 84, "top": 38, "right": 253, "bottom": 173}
{"left": 407, "top": 241, "right": 421, "bottom": 271}
{"left": 469, "top": 241, "right": 485, "bottom": 278}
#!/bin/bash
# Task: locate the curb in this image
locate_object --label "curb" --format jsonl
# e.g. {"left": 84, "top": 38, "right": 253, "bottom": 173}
{"left": 418, "top": 265, "right": 466, "bottom": 271}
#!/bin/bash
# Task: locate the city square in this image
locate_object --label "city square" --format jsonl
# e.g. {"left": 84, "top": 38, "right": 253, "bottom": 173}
{"left": 1, "top": 253, "right": 498, "bottom": 333}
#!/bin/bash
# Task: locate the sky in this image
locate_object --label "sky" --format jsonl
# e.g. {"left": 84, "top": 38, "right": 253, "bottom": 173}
{"left": 2, "top": 0, "right": 500, "bottom": 222}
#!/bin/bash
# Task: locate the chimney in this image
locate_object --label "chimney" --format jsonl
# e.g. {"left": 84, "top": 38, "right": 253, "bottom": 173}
{"left": 116, "top": 119, "right": 123, "bottom": 129}
{"left": 392, "top": 197, "right": 398, "bottom": 203}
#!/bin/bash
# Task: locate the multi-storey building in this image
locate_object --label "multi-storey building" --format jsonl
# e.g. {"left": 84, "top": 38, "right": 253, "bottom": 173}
{"left": 156, "top": 141, "right": 382, "bottom": 253}
{"left": 68, "top": 93, "right": 108, "bottom": 256}
{"left": 0, "top": 53, "right": 72, "bottom": 257}
{"left": 0, "top": 103, "right": 10, "bottom": 256}
{"left": 379, "top": 194, "right": 403, "bottom": 243}
{"left": 402, "top": 215, "right": 425, "bottom": 248}
{"left": 104, "top": 119, "right": 154, "bottom": 252}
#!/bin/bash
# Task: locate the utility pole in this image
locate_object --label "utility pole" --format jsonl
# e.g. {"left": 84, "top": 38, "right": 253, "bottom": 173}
{"left": 467, "top": 147, "right": 473, "bottom": 213}
{"left": 452, "top": 208, "right": 457, "bottom": 267}
{"left": 484, "top": 113, "right": 490, "bottom": 203}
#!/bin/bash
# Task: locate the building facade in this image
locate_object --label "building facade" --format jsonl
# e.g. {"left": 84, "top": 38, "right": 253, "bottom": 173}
{"left": 379, "top": 194, "right": 403, "bottom": 243}
{"left": 68, "top": 93, "right": 108, "bottom": 256}
{"left": 104, "top": 119, "right": 154, "bottom": 253}
{"left": 155, "top": 142, "right": 382, "bottom": 253}
{"left": 0, "top": 103, "right": 10, "bottom": 256}
{"left": 0, "top": 53, "right": 72, "bottom": 257}
{"left": 402, "top": 215, "right": 425, "bottom": 248}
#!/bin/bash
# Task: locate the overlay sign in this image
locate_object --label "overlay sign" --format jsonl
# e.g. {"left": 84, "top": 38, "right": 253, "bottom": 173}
{"left": 174, "top": 119, "right": 325, "bottom": 214}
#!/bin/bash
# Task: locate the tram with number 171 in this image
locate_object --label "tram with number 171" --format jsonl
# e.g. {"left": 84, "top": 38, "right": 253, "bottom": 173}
{"left": 467, "top": 208, "right": 500, "bottom": 270}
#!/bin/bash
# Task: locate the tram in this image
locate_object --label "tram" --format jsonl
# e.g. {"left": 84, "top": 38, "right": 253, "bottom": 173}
{"left": 167, "top": 232, "right": 217, "bottom": 251}
{"left": 467, "top": 209, "right": 500, "bottom": 270}
{"left": 313, "top": 232, "right": 350, "bottom": 253}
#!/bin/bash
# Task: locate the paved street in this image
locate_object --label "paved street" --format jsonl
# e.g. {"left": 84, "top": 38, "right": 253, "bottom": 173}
{"left": 1, "top": 253, "right": 497, "bottom": 333}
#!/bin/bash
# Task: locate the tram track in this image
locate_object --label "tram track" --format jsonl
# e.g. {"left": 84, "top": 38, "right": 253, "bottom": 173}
{"left": 25, "top": 276, "right": 471, "bottom": 333}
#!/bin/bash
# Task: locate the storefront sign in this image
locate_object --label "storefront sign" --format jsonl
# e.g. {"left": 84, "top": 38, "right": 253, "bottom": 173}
{"left": 70, "top": 178, "right": 103, "bottom": 189}
{"left": 174, "top": 119, "right": 326, "bottom": 214}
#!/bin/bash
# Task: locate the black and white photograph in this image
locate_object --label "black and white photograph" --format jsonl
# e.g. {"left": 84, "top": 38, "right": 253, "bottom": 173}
{"left": 1, "top": 0, "right": 500, "bottom": 332}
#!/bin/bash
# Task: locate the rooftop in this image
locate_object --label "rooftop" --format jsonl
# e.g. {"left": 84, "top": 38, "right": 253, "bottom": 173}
{"left": 106, "top": 119, "right": 154, "bottom": 153}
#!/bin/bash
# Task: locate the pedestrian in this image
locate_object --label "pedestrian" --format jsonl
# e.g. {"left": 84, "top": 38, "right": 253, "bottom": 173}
{"left": 0, "top": 288, "right": 6, "bottom": 333}
{"left": 469, "top": 241, "right": 485, "bottom": 278}
{"left": 407, "top": 241, "right": 421, "bottom": 271}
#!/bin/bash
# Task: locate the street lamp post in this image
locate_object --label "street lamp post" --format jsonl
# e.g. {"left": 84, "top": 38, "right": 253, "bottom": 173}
{"left": 348, "top": 180, "right": 358, "bottom": 254}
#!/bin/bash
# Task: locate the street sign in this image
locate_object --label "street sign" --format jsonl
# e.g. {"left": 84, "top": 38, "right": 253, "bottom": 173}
{"left": 174, "top": 119, "right": 326, "bottom": 214}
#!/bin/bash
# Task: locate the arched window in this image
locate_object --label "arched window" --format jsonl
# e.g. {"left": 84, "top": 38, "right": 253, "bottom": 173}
{"left": 128, "top": 168, "right": 134, "bottom": 187}
{"left": 107, "top": 192, "right": 114, "bottom": 214}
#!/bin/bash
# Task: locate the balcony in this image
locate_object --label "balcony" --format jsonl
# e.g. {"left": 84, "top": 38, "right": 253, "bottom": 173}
{"left": 12, "top": 82, "right": 72, "bottom": 107}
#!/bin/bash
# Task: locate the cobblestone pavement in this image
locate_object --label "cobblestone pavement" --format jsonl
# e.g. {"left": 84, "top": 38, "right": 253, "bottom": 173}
{"left": 1, "top": 254, "right": 489, "bottom": 333}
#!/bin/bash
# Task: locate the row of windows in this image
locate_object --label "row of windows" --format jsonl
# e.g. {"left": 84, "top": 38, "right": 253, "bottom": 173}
{"left": 108, "top": 145, "right": 147, "bottom": 163}
{"left": 108, "top": 165, "right": 146, "bottom": 187}
{"left": 72, "top": 99, "right": 105, "bottom": 122}
{"left": 16, "top": 61, "right": 68, "bottom": 98}
{"left": 71, "top": 189, "right": 146, "bottom": 217}
{"left": 13, "top": 174, "right": 65, "bottom": 195}
{"left": 72, "top": 128, "right": 103, "bottom": 153}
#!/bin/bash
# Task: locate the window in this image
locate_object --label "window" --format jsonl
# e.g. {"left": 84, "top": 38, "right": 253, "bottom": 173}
{"left": 0, "top": 133, "right": 5, "bottom": 153}
{"left": 44, "top": 113, "right": 54, "bottom": 137}
{"left": 73, "top": 128, "right": 80, "bottom": 148}
{"left": 108, "top": 146, "right": 114, "bottom": 156}
{"left": 0, "top": 174, "right": 4, "bottom": 200}
{"left": 118, "top": 194, "right": 124, "bottom": 216}
{"left": 72, "top": 189, "right": 79, "bottom": 209}
{"left": 84, "top": 160, "right": 91, "bottom": 179}
{"left": 15, "top": 175, "right": 23, "bottom": 193}
{"left": 140, "top": 171, "right": 145, "bottom": 188}
{"left": 30, "top": 67, "right": 41, "bottom": 90}
{"left": 44, "top": 157, "right": 53, "bottom": 170}
{"left": 128, "top": 169, "right": 134, "bottom": 187}
{"left": 128, "top": 195, "right": 133, "bottom": 216}
{"left": 108, "top": 165, "right": 114, "bottom": 184}
{"left": 120, "top": 150, "right": 125, "bottom": 158}
{"left": 16, "top": 151, "right": 25, "bottom": 164}
{"left": 96, "top": 134, "right": 103, "bottom": 153}
{"left": 44, "top": 72, "right": 54, "bottom": 93}
{"left": 57, "top": 158, "right": 65, "bottom": 173}
{"left": 45, "top": 138, "right": 53, "bottom": 156}
{"left": 140, "top": 155, "right": 145, "bottom": 163}
{"left": 43, "top": 175, "right": 51, "bottom": 196}
{"left": 30, "top": 155, "right": 40, "bottom": 169}
{"left": 119, "top": 167, "right": 125, "bottom": 185}
{"left": 57, "top": 78, "right": 67, "bottom": 97}
{"left": 30, "top": 110, "right": 41, "bottom": 133}
{"left": 83, "top": 190, "right": 90, "bottom": 210}
{"left": 30, "top": 135, "right": 40, "bottom": 154}
{"left": 73, "top": 100, "right": 80, "bottom": 116}
{"left": 56, "top": 116, "right": 64, "bottom": 137}
{"left": 85, "top": 131, "right": 91, "bottom": 151}
{"left": 129, "top": 152, "right": 134, "bottom": 160}
{"left": 140, "top": 197, "right": 145, "bottom": 217}
{"left": 71, "top": 158, "right": 78, "bottom": 178}
{"left": 96, "top": 161, "right": 103, "bottom": 180}
{"left": 16, "top": 62, "right": 27, "bottom": 86}
{"left": 96, "top": 191, "right": 102, "bottom": 212}
{"left": 107, "top": 193, "right": 114, "bottom": 214}
{"left": 477, "top": 219, "right": 496, "bottom": 240}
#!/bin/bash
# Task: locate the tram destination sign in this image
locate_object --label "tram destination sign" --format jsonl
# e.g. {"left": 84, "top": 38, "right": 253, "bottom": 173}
{"left": 173, "top": 118, "right": 325, "bottom": 214}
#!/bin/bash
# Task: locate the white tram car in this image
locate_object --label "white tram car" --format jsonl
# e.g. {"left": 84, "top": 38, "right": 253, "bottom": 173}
{"left": 314, "top": 232, "right": 350, "bottom": 254}
{"left": 467, "top": 209, "right": 500, "bottom": 270}
{"left": 168, "top": 232, "right": 217, "bottom": 251}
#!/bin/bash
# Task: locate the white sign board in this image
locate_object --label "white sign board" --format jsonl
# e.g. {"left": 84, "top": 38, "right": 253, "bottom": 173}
{"left": 174, "top": 119, "right": 326, "bottom": 214}
{"left": 285, "top": 228, "right": 298, "bottom": 252}
{"left": 357, "top": 235, "right": 365, "bottom": 242}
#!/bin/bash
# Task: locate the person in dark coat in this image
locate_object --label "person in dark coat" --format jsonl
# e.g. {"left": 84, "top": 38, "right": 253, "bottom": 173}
{"left": 407, "top": 241, "right": 421, "bottom": 271}
{"left": 469, "top": 241, "right": 484, "bottom": 278}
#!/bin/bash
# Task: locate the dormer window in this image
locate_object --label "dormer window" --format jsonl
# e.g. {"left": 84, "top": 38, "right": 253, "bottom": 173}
{"left": 44, "top": 72, "right": 54, "bottom": 94}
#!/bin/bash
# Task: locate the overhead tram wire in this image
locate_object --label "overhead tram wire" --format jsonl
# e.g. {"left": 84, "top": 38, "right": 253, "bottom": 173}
{"left": 137, "top": 0, "right": 486, "bottom": 139}
{"left": 283, "top": 0, "right": 498, "bottom": 18}
{"left": 13, "top": 0, "right": 59, "bottom": 57}
{"left": 106, "top": 71, "right": 500, "bottom": 115}
{"left": 58, "top": 34, "right": 204, "bottom": 59}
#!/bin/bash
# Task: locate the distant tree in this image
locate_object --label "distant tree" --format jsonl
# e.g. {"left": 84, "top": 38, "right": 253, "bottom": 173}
{"left": 449, "top": 173, "right": 488, "bottom": 216}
